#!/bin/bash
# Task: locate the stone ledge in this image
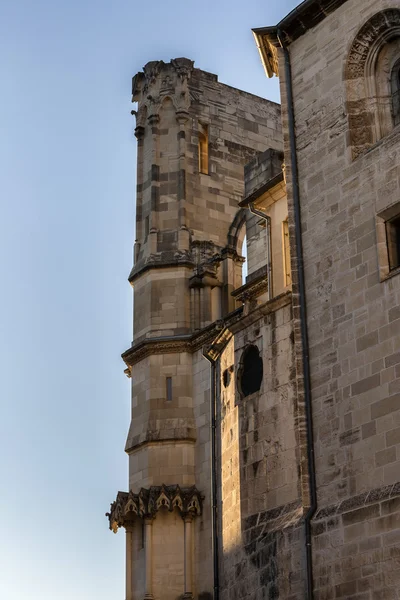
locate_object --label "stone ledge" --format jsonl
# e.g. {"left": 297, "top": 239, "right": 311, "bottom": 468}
{"left": 128, "top": 257, "right": 194, "bottom": 284}
{"left": 314, "top": 481, "right": 400, "bottom": 521}
{"left": 231, "top": 266, "right": 268, "bottom": 302}
{"left": 123, "top": 292, "right": 292, "bottom": 369}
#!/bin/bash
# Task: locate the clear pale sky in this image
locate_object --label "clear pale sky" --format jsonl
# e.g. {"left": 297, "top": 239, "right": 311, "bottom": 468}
{"left": 0, "top": 1, "right": 298, "bottom": 598}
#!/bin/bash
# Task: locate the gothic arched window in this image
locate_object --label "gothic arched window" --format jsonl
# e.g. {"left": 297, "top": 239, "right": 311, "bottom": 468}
{"left": 391, "top": 58, "right": 400, "bottom": 127}
{"left": 238, "top": 345, "right": 263, "bottom": 397}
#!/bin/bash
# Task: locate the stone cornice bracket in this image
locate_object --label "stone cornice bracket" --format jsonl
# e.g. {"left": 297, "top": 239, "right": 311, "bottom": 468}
{"left": 106, "top": 485, "right": 203, "bottom": 533}
{"left": 203, "top": 327, "right": 233, "bottom": 362}
{"left": 176, "top": 109, "right": 190, "bottom": 124}
{"left": 147, "top": 113, "right": 160, "bottom": 127}
{"left": 221, "top": 246, "right": 244, "bottom": 262}
{"left": 134, "top": 125, "right": 145, "bottom": 140}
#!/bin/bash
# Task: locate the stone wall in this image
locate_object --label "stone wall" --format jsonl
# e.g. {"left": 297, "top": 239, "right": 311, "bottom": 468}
{"left": 215, "top": 301, "right": 304, "bottom": 600}
{"left": 278, "top": 0, "right": 400, "bottom": 595}
{"left": 192, "top": 349, "right": 214, "bottom": 599}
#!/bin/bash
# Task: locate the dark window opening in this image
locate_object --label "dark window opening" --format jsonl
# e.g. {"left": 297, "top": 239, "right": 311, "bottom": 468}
{"left": 391, "top": 59, "right": 400, "bottom": 127}
{"left": 223, "top": 368, "right": 231, "bottom": 388}
{"left": 386, "top": 215, "right": 400, "bottom": 271}
{"left": 239, "top": 345, "right": 263, "bottom": 397}
{"left": 166, "top": 376, "right": 172, "bottom": 401}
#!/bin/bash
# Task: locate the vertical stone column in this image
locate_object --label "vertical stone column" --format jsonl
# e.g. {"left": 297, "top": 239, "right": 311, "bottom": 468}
{"left": 125, "top": 525, "right": 133, "bottom": 600}
{"left": 183, "top": 515, "right": 193, "bottom": 600}
{"left": 144, "top": 517, "right": 154, "bottom": 600}
{"left": 176, "top": 112, "right": 188, "bottom": 229}
{"left": 148, "top": 113, "right": 160, "bottom": 253}
{"left": 222, "top": 253, "right": 236, "bottom": 314}
{"left": 134, "top": 125, "right": 145, "bottom": 252}
{"left": 203, "top": 284, "right": 212, "bottom": 327}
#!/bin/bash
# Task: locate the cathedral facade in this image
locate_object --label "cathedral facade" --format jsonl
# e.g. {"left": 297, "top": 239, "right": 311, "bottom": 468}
{"left": 108, "top": 1, "right": 400, "bottom": 598}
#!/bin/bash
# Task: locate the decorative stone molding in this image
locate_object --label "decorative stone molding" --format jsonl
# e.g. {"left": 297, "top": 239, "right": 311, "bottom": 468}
{"left": 121, "top": 310, "right": 242, "bottom": 368}
{"left": 345, "top": 9, "right": 400, "bottom": 158}
{"left": 106, "top": 485, "right": 203, "bottom": 533}
{"left": 122, "top": 292, "right": 293, "bottom": 369}
{"left": 131, "top": 58, "right": 194, "bottom": 129}
{"left": 231, "top": 269, "right": 269, "bottom": 304}
{"left": 346, "top": 10, "right": 400, "bottom": 80}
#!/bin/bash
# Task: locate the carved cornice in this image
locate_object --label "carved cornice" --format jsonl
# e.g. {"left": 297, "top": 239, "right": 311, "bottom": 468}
{"left": 128, "top": 257, "right": 194, "bottom": 284}
{"left": 229, "top": 291, "right": 292, "bottom": 335}
{"left": 122, "top": 309, "right": 243, "bottom": 368}
{"left": 123, "top": 292, "right": 292, "bottom": 369}
{"left": 122, "top": 336, "right": 192, "bottom": 367}
{"left": 231, "top": 271, "right": 269, "bottom": 303}
{"left": 123, "top": 293, "right": 293, "bottom": 368}
{"left": 106, "top": 485, "right": 203, "bottom": 533}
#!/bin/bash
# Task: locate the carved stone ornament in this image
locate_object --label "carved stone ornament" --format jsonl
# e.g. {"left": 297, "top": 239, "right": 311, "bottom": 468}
{"left": 106, "top": 484, "right": 203, "bottom": 533}
{"left": 345, "top": 9, "right": 400, "bottom": 158}
{"left": 131, "top": 58, "right": 195, "bottom": 129}
{"left": 346, "top": 10, "right": 400, "bottom": 80}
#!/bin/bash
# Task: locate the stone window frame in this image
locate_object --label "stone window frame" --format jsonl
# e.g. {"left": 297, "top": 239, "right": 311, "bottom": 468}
{"left": 198, "top": 121, "right": 209, "bottom": 175}
{"left": 391, "top": 57, "right": 400, "bottom": 126}
{"left": 376, "top": 201, "right": 400, "bottom": 281}
{"left": 345, "top": 9, "right": 400, "bottom": 160}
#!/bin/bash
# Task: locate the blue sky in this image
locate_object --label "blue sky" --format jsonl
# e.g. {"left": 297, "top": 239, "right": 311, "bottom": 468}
{"left": 0, "top": 0, "right": 298, "bottom": 597}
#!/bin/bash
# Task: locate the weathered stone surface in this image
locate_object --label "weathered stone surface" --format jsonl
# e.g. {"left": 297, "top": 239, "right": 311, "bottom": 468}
{"left": 274, "top": 0, "right": 400, "bottom": 596}
{"left": 110, "top": 2, "right": 400, "bottom": 598}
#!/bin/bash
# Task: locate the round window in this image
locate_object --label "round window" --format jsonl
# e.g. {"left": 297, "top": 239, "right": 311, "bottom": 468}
{"left": 239, "top": 345, "right": 263, "bottom": 397}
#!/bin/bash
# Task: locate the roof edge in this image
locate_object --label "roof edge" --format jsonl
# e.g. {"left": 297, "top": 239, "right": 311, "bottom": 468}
{"left": 253, "top": 0, "right": 349, "bottom": 73}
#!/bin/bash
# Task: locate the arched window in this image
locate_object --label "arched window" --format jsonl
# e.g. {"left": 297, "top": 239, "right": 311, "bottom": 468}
{"left": 391, "top": 58, "right": 400, "bottom": 127}
{"left": 345, "top": 9, "right": 400, "bottom": 158}
{"left": 238, "top": 345, "right": 263, "bottom": 397}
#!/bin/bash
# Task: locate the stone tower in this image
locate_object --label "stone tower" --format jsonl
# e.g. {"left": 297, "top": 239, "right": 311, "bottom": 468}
{"left": 107, "top": 58, "right": 283, "bottom": 600}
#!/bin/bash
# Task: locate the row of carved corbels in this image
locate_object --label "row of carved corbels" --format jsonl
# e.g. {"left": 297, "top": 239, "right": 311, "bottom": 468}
{"left": 133, "top": 109, "right": 190, "bottom": 139}
{"left": 106, "top": 485, "right": 203, "bottom": 533}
